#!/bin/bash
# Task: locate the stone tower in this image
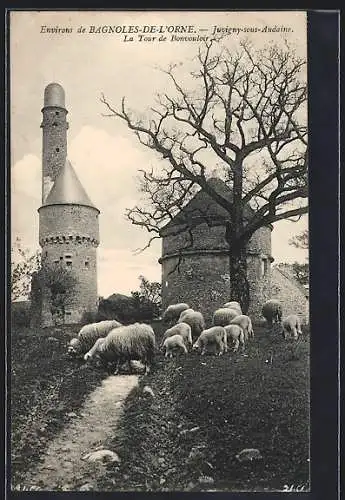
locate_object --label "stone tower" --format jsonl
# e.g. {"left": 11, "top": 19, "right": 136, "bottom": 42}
{"left": 159, "top": 178, "right": 273, "bottom": 324}
{"left": 36, "top": 83, "right": 100, "bottom": 327}
{"left": 41, "top": 83, "right": 69, "bottom": 203}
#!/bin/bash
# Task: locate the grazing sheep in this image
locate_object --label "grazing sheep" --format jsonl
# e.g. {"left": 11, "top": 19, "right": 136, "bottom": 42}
{"left": 178, "top": 308, "right": 195, "bottom": 322}
{"left": 177, "top": 310, "right": 205, "bottom": 341}
{"left": 213, "top": 307, "right": 240, "bottom": 327}
{"left": 282, "top": 314, "right": 302, "bottom": 340}
{"left": 193, "top": 326, "right": 228, "bottom": 356}
{"left": 163, "top": 303, "right": 190, "bottom": 323}
{"left": 163, "top": 334, "right": 188, "bottom": 358}
{"left": 161, "top": 322, "right": 192, "bottom": 350}
{"left": 84, "top": 323, "right": 155, "bottom": 375}
{"left": 262, "top": 299, "right": 283, "bottom": 327}
{"left": 224, "top": 324, "right": 245, "bottom": 352}
{"left": 68, "top": 320, "right": 122, "bottom": 357}
{"left": 223, "top": 301, "right": 243, "bottom": 314}
{"left": 229, "top": 315, "right": 254, "bottom": 341}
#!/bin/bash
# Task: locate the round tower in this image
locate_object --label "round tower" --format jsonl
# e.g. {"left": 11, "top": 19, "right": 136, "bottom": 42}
{"left": 35, "top": 83, "right": 100, "bottom": 327}
{"left": 159, "top": 178, "right": 273, "bottom": 324}
{"left": 38, "top": 160, "right": 100, "bottom": 326}
{"left": 41, "top": 82, "right": 69, "bottom": 203}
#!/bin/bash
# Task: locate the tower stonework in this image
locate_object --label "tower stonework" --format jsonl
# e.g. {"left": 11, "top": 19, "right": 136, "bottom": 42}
{"left": 35, "top": 83, "right": 100, "bottom": 327}
{"left": 41, "top": 83, "right": 69, "bottom": 203}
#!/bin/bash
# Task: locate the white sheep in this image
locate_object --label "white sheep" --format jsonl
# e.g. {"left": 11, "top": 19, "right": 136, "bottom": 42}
{"left": 193, "top": 326, "right": 228, "bottom": 356}
{"left": 282, "top": 314, "right": 302, "bottom": 340}
{"left": 223, "top": 301, "right": 243, "bottom": 314}
{"left": 177, "top": 310, "right": 205, "bottom": 341}
{"left": 224, "top": 324, "right": 245, "bottom": 352}
{"left": 229, "top": 315, "right": 254, "bottom": 341}
{"left": 67, "top": 320, "right": 122, "bottom": 357}
{"left": 161, "top": 322, "right": 192, "bottom": 350}
{"left": 84, "top": 323, "right": 156, "bottom": 375}
{"left": 162, "top": 303, "right": 190, "bottom": 323}
{"left": 213, "top": 307, "right": 240, "bottom": 327}
{"left": 177, "top": 308, "right": 195, "bottom": 322}
{"left": 163, "top": 334, "right": 188, "bottom": 358}
{"left": 262, "top": 299, "right": 283, "bottom": 327}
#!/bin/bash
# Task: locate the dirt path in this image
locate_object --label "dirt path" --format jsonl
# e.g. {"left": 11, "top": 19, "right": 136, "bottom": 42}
{"left": 25, "top": 374, "right": 138, "bottom": 491}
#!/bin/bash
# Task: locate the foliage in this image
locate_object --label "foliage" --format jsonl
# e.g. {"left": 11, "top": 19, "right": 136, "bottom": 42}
{"left": 11, "top": 302, "right": 31, "bottom": 327}
{"left": 130, "top": 275, "right": 162, "bottom": 320}
{"left": 39, "top": 262, "right": 78, "bottom": 325}
{"left": 292, "top": 261, "right": 309, "bottom": 286}
{"left": 102, "top": 38, "right": 308, "bottom": 312}
{"left": 98, "top": 276, "right": 162, "bottom": 324}
{"left": 289, "top": 229, "right": 309, "bottom": 250}
{"left": 11, "top": 238, "right": 41, "bottom": 301}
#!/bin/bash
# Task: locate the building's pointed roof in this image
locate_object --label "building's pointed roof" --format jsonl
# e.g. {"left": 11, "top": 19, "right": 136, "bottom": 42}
{"left": 43, "top": 160, "right": 99, "bottom": 211}
{"left": 160, "top": 177, "right": 256, "bottom": 234}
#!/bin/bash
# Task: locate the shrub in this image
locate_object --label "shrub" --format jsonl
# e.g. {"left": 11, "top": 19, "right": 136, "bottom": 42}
{"left": 12, "top": 302, "right": 31, "bottom": 328}
{"left": 80, "top": 310, "right": 99, "bottom": 325}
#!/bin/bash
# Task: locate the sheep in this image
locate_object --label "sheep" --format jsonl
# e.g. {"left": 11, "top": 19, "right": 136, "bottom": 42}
{"left": 84, "top": 323, "right": 156, "bottom": 375}
{"left": 177, "top": 310, "right": 205, "bottom": 341}
{"left": 163, "top": 334, "right": 188, "bottom": 358}
{"left": 229, "top": 315, "right": 254, "bottom": 341}
{"left": 162, "top": 303, "right": 190, "bottom": 323}
{"left": 223, "top": 301, "right": 243, "bottom": 314}
{"left": 193, "top": 326, "right": 228, "bottom": 356}
{"left": 282, "top": 314, "right": 302, "bottom": 340}
{"left": 161, "top": 322, "right": 192, "bottom": 350}
{"left": 213, "top": 307, "right": 240, "bottom": 327}
{"left": 262, "top": 299, "right": 283, "bottom": 327}
{"left": 67, "top": 320, "right": 122, "bottom": 357}
{"left": 224, "top": 324, "right": 245, "bottom": 352}
{"left": 178, "top": 308, "right": 195, "bottom": 322}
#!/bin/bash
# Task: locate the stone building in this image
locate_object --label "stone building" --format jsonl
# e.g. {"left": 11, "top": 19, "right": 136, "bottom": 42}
{"left": 271, "top": 264, "right": 309, "bottom": 324}
{"left": 32, "top": 83, "right": 100, "bottom": 327}
{"left": 159, "top": 177, "right": 274, "bottom": 323}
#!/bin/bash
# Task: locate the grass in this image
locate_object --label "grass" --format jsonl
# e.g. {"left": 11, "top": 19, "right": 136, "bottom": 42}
{"left": 96, "top": 323, "right": 310, "bottom": 492}
{"left": 10, "top": 321, "right": 310, "bottom": 492}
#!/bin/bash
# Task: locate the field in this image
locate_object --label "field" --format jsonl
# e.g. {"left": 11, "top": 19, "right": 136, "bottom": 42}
{"left": 10, "top": 321, "right": 310, "bottom": 492}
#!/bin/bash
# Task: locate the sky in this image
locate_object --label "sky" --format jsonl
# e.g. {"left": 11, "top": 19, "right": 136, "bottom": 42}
{"left": 10, "top": 10, "right": 308, "bottom": 299}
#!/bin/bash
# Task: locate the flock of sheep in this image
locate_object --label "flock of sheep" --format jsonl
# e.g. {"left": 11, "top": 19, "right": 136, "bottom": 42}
{"left": 67, "top": 298, "right": 302, "bottom": 375}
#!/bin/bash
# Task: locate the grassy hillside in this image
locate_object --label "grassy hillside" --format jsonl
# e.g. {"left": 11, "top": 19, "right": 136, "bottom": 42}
{"left": 10, "top": 321, "right": 310, "bottom": 492}
{"left": 10, "top": 325, "right": 109, "bottom": 487}
{"left": 96, "top": 323, "right": 310, "bottom": 492}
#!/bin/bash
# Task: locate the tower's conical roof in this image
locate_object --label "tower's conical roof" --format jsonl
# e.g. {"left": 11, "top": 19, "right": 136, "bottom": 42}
{"left": 43, "top": 160, "right": 99, "bottom": 211}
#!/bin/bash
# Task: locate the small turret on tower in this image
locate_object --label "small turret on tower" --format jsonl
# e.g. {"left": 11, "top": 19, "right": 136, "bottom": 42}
{"left": 41, "top": 82, "right": 69, "bottom": 203}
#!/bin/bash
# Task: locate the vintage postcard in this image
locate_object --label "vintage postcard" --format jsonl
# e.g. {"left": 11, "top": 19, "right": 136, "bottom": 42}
{"left": 10, "top": 10, "right": 311, "bottom": 493}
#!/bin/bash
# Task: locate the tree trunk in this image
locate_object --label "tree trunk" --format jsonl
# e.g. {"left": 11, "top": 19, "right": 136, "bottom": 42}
{"left": 228, "top": 159, "right": 250, "bottom": 313}
{"left": 229, "top": 244, "right": 250, "bottom": 315}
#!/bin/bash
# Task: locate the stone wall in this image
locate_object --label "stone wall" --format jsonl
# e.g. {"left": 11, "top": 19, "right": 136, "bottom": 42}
{"left": 271, "top": 266, "right": 309, "bottom": 324}
{"left": 38, "top": 204, "right": 99, "bottom": 327}
{"left": 39, "top": 205, "right": 99, "bottom": 244}
{"left": 41, "top": 106, "right": 68, "bottom": 202}
{"left": 161, "top": 252, "right": 231, "bottom": 325}
{"left": 160, "top": 222, "right": 273, "bottom": 324}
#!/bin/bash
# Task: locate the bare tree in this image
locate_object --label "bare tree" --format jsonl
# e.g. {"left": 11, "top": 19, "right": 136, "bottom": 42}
{"left": 11, "top": 238, "right": 41, "bottom": 301}
{"left": 101, "top": 38, "right": 308, "bottom": 312}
